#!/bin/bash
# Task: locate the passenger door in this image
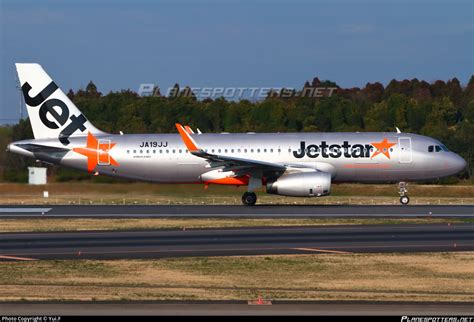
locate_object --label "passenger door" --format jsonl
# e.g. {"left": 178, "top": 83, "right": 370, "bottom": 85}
{"left": 398, "top": 137, "right": 412, "bottom": 163}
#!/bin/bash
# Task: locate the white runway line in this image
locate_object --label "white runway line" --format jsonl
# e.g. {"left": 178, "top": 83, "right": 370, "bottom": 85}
{"left": 0, "top": 255, "right": 38, "bottom": 261}
{"left": 0, "top": 208, "right": 51, "bottom": 213}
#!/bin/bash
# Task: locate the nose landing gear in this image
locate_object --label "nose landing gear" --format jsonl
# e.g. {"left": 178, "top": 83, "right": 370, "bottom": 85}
{"left": 242, "top": 192, "right": 257, "bottom": 206}
{"left": 398, "top": 182, "right": 409, "bottom": 205}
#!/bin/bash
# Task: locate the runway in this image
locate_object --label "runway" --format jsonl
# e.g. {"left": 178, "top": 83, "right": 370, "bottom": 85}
{"left": 2, "top": 301, "right": 473, "bottom": 315}
{"left": 0, "top": 204, "right": 473, "bottom": 218}
{"left": 1, "top": 224, "right": 473, "bottom": 260}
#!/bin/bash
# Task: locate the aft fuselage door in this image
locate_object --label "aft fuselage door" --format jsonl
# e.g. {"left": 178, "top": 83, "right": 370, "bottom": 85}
{"left": 398, "top": 137, "right": 412, "bottom": 163}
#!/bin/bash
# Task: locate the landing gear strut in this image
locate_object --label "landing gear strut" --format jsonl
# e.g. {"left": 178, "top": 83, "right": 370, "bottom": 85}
{"left": 242, "top": 192, "right": 257, "bottom": 206}
{"left": 398, "top": 182, "right": 409, "bottom": 205}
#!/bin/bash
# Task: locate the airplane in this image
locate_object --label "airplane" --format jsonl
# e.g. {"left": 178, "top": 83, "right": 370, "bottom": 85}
{"left": 7, "top": 63, "right": 467, "bottom": 205}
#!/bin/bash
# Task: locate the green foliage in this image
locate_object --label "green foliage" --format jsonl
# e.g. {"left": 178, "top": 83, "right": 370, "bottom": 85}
{"left": 2, "top": 77, "right": 473, "bottom": 182}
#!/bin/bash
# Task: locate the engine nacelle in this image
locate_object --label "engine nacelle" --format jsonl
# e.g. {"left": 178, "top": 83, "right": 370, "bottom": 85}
{"left": 266, "top": 171, "right": 331, "bottom": 197}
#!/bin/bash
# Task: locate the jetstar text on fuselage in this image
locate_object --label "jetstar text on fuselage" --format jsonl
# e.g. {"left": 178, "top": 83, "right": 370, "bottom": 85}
{"left": 293, "top": 141, "right": 392, "bottom": 159}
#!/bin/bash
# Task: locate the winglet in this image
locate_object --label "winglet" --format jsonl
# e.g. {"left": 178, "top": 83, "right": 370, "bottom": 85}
{"left": 176, "top": 123, "right": 200, "bottom": 152}
{"left": 184, "top": 125, "right": 194, "bottom": 134}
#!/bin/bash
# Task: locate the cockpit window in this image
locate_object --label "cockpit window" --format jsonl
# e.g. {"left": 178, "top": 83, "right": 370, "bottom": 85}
{"left": 440, "top": 144, "right": 450, "bottom": 152}
{"left": 429, "top": 145, "right": 449, "bottom": 152}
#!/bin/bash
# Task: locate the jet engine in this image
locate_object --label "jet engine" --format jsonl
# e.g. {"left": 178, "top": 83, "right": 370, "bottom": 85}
{"left": 266, "top": 171, "right": 331, "bottom": 197}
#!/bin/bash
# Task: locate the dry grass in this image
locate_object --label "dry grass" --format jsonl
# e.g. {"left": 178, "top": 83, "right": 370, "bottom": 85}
{"left": 0, "top": 217, "right": 469, "bottom": 233}
{"left": 0, "top": 182, "right": 473, "bottom": 205}
{"left": 0, "top": 252, "right": 473, "bottom": 302}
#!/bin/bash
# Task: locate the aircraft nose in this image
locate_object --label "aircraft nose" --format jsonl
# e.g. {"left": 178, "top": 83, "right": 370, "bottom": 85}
{"left": 451, "top": 153, "right": 467, "bottom": 174}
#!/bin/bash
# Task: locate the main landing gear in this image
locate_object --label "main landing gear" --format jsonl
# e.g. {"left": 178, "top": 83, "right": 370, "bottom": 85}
{"left": 242, "top": 192, "right": 257, "bottom": 206}
{"left": 398, "top": 182, "right": 410, "bottom": 205}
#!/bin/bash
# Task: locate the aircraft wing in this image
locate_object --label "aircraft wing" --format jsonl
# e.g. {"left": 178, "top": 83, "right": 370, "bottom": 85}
{"left": 191, "top": 149, "right": 287, "bottom": 171}
{"left": 175, "top": 123, "right": 287, "bottom": 173}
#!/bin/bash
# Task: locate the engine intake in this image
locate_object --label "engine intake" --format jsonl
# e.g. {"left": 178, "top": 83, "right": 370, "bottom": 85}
{"left": 266, "top": 171, "right": 331, "bottom": 197}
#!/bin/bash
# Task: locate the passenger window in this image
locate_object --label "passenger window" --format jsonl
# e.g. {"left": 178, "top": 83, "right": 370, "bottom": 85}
{"left": 428, "top": 146, "right": 434, "bottom": 152}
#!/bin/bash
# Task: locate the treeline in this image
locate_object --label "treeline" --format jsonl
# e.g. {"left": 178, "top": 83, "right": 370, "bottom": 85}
{"left": 2, "top": 76, "right": 473, "bottom": 182}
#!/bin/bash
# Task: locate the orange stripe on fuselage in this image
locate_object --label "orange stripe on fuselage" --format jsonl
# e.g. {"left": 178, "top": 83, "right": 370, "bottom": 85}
{"left": 205, "top": 177, "right": 250, "bottom": 186}
{"left": 343, "top": 164, "right": 391, "bottom": 169}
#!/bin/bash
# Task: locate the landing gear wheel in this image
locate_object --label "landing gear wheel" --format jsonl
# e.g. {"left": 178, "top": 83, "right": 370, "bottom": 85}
{"left": 400, "top": 195, "right": 410, "bottom": 205}
{"left": 398, "top": 182, "right": 409, "bottom": 205}
{"left": 242, "top": 192, "right": 257, "bottom": 206}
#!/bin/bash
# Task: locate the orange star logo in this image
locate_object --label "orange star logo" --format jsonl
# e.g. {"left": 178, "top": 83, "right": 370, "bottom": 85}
{"left": 73, "top": 132, "right": 119, "bottom": 173}
{"left": 370, "top": 138, "right": 396, "bottom": 159}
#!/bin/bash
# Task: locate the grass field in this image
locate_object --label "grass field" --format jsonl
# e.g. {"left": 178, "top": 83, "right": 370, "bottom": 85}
{"left": 1, "top": 182, "right": 474, "bottom": 205}
{"left": 0, "top": 217, "right": 471, "bottom": 233}
{"left": 1, "top": 253, "right": 473, "bottom": 302}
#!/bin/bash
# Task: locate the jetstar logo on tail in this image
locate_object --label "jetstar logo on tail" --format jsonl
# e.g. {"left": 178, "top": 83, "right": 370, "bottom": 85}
{"left": 73, "top": 132, "right": 119, "bottom": 172}
{"left": 21, "top": 81, "right": 87, "bottom": 145}
{"left": 293, "top": 138, "right": 397, "bottom": 159}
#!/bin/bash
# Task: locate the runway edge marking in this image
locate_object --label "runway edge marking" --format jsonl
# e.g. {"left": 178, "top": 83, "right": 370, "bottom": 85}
{"left": 292, "top": 248, "right": 352, "bottom": 254}
{"left": 0, "top": 255, "right": 38, "bottom": 261}
{"left": 0, "top": 208, "right": 51, "bottom": 213}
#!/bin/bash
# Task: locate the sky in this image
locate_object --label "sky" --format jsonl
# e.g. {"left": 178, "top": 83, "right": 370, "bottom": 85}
{"left": 0, "top": 0, "right": 473, "bottom": 124}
